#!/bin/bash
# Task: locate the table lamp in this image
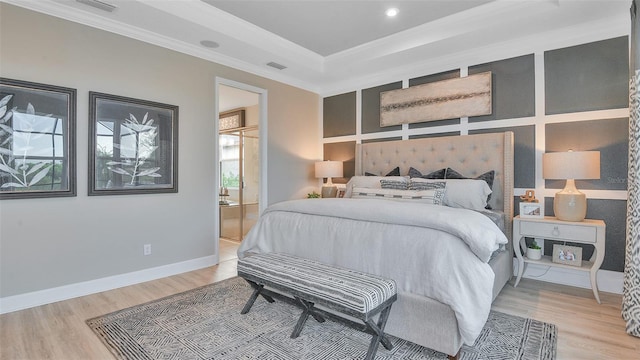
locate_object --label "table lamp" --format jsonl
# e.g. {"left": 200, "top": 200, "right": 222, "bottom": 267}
{"left": 315, "top": 160, "right": 343, "bottom": 198}
{"left": 543, "top": 150, "right": 600, "bottom": 222}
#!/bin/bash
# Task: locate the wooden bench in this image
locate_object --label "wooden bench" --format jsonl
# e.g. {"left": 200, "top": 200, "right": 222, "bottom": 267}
{"left": 237, "top": 252, "right": 398, "bottom": 360}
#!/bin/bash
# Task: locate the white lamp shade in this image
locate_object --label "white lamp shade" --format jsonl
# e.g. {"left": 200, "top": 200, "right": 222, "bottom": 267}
{"left": 315, "top": 161, "right": 343, "bottom": 179}
{"left": 543, "top": 151, "right": 600, "bottom": 180}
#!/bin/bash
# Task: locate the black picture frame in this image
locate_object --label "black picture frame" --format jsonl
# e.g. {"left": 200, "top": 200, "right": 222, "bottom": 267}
{"left": 89, "top": 92, "right": 178, "bottom": 196}
{"left": 0, "top": 78, "right": 77, "bottom": 199}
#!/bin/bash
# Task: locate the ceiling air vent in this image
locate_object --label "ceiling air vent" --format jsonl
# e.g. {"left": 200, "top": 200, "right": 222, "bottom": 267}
{"left": 266, "top": 62, "right": 287, "bottom": 70}
{"left": 76, "top": 0, "right": 117, "bottom": 12}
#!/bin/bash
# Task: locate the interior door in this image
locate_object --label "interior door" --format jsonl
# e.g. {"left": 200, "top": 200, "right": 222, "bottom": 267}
{"left": 241, "top": 128, "right": 259, "bottom": 237}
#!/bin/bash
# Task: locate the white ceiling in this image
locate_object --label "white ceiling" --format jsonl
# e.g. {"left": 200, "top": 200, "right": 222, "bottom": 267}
{"left": 3, "top": 0, "right": 631, "bottom": 95}
{"left": 203, "top": 0, "right": 494, "bottom": 56}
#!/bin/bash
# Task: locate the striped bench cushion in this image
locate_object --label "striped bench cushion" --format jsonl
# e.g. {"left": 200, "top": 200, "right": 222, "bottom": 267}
{"left": 237, "top": 253, "right": 397, "bottom": 314}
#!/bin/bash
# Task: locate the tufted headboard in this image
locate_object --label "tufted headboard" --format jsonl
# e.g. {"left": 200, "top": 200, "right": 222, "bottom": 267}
{"left": 355, "top": 132, "right": 514, "bottom": 239}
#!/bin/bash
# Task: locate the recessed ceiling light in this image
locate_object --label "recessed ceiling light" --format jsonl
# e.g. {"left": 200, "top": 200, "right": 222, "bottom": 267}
{"left": 200, "top": 40, "right": 220, "bottom": 49}
{"left": 385, "top": 8, "right": 399, "bottom": 17}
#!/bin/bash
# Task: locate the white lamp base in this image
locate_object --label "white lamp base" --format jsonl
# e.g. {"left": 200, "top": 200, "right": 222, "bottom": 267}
{"left": 554, "top": 179, "right": 587, "bottom": 222}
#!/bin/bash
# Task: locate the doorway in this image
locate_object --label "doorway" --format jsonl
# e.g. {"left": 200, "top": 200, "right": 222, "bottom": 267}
{"left": 219, "top": 126, "right": 259, "bottom": 240}
{"left": 215, "top": 79, "right": 267, "bottom": 255}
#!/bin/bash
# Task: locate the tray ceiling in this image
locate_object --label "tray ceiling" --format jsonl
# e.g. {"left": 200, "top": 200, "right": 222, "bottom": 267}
{"left": 3, "top": 0, "right": 630, "bottom": 94}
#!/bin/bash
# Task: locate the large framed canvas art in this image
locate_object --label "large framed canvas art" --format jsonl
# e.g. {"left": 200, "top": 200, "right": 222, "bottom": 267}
{"left": 88, "top": 92, "right": 178, "bottom": 196}
{"left": 0, "top": 78, "right": 76, "bottom": 199}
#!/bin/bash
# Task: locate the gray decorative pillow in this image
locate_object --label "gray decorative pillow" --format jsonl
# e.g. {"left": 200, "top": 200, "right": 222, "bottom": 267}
{"left": 380, "top": 179, "right": 409, "bottom": 190}
{"left": 408, "top": 167, "right": 446, "bottom": 179}
{"left": 408, "top": 180, "right": 446, "bottom": 191}
{"left": 365, "top": 166, "right": 400, "bottom": 177}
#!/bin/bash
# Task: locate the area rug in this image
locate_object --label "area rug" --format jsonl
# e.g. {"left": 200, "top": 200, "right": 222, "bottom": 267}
{"left": 87, "top": 277, "right": 557, "bottom": 360}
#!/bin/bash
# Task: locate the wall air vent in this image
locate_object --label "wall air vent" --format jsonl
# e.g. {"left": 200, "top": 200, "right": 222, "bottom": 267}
{"left": 266, "top": 62, "right": 287, "bottom": 70}
{"left": 76, "top": 0, "right": 117, "bottom": 12}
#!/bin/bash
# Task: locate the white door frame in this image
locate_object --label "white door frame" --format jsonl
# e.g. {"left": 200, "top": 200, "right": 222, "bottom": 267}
{"left": 214, "top": 77, "right": 268, "bottom": 257}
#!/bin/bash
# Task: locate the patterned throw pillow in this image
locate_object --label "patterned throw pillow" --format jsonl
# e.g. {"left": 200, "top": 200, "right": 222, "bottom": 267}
{"left": 410, "top": 178, "right": 491, "bottom": 210}
{"left": 408, "top": 180, "right": 446, "bottom": 191}
{"left": 408, "top": 167, "right": 446, "bottom": 179}
{"left": 380, "top": 179, "right": 409, "bottom": 190}
{"left": 365, "top": 166, "right": 400, "bottom": 177}
{"left": 351, "top": 187, "right": 445, "bottom": 205}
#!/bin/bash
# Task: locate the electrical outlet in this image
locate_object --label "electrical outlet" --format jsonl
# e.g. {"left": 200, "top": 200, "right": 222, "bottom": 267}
{"left": 143, "top": 244, "right": 151, "bottom": 256}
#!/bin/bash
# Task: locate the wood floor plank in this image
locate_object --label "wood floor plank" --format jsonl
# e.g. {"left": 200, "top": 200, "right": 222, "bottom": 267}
{"left": 1, "top": 240, "right": 638, "bottom": 359}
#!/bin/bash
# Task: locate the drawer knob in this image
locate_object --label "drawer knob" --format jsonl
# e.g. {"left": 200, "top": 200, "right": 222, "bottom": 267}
{"left": 552, "top": 226, "right": 560, "bottom": 236}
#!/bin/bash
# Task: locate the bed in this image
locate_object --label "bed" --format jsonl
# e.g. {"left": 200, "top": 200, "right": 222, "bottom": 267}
{"left": 237, "top": 132, "right": 514, "bottom": 358}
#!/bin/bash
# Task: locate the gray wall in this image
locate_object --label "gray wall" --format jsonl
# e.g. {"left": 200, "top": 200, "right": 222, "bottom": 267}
{"left": 323, "top": 36, "right": 629, "bottom": 272}
{"left": 0, "top": 4, "right": 320, "bottom": 298}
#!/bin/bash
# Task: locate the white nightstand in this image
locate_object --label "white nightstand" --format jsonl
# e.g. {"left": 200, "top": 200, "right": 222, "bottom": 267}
{"left": 512, "top": 215, "right": 606, "bottom": 303}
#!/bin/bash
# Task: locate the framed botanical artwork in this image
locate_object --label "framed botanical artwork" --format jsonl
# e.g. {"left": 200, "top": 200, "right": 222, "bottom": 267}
{"left": 0, "top": 78, "right": 76, "bottom": 199}
{"left": 519, "top": 202, "right": 543, "bottom": 218}
{"left": 88, "top": 92, "right": 178, "bottom": 196}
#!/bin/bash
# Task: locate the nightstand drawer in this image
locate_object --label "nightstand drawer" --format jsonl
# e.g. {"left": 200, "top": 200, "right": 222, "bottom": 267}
{"left": 519, "top": 221, "right": 597, "bottom": 243}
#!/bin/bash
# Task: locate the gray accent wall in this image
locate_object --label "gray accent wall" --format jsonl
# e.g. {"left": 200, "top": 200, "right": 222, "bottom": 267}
{"left": 469, "top": 54, "right": 536, "bottom": 122}
{"left": 545, "top": 36, "right": 629, "bottom": 114}
{"left": 322, "top": 36, "right": 629, "bottom": 273}
{"left": 323, "top": 92, "right": 356, "bottom": 137}
{"left": 323, "top": 141, "right": 356, "bottom": 184}
{"left": 546, "top": 118, "right": 629, "bottom": 190}
{"left": 361, "top": 82, "right": 402, "bottom": 134}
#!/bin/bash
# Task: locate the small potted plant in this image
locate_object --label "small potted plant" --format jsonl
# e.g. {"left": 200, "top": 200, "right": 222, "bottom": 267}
{"left": 307, "top": 191, "right": 320, "bottom": 199}
{"left": 526, "top": 240, "right": 542, "bottom": 260}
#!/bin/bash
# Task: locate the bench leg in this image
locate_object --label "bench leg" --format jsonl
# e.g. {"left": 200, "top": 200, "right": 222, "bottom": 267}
{"left": 364, "top": 304, "right": 394, "bottom": 360}
{"left": 290, "top": 297, "right": 325, "bottom": 338}
{"left": 240, "top": 280, "right": 274, "bottom": 315}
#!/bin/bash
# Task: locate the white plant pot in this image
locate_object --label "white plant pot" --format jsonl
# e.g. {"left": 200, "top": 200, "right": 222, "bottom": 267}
{"left": 526, "top": 248, "right": 542, "bottom": 260}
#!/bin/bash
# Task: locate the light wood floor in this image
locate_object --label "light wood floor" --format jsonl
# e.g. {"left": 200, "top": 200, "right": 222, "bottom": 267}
{"left": 1, "top": 239, "right": 638, "bottom": 360}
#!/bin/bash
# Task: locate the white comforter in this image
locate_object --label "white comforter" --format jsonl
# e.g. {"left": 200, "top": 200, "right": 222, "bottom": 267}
{"left": 237, "top": 198, "right": 508, "bottom": 345}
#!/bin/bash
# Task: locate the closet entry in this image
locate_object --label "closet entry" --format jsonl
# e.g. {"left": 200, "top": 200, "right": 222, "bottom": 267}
{"left": 218, "top": 85, "right": 260, "bottom": 242}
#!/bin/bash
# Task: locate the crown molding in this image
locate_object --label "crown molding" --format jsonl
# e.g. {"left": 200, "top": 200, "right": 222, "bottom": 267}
{"left": 1, "top": 0, "right": 322, "bottom": 92}
{"left": 325, "top": 0, "right": 558, "bottom": 66}
{"left": 318, "top": 12, "right": 629, "bottom": 96}
{"left": 141, "top": 0, "right": 324, "bottom": 72}
{"left": 1, "top": 0, "right": 631, "bottom": 96}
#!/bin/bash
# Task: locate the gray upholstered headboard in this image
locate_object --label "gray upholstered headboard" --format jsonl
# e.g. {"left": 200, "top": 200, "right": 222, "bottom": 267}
{"left": 355, "top": 132, "right": 514, "bottom": 239}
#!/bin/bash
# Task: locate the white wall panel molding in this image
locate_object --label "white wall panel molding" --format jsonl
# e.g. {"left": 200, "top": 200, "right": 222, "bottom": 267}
{"left": 544, "top": 108, "right": 631, "bottom": 123}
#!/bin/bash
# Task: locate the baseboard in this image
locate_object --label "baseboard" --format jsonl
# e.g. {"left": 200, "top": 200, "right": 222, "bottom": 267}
{"left": 1, "top": 257, "right": 622, "bottom": 314}
{"left": 0, "top": 255, "right": 217, "bottom": 315}
{"left": 512, "top": 258, "right": 623, "bottom": 295}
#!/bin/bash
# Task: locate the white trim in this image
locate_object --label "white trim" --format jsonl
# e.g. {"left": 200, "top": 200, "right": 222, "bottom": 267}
{"left": 214, "top": 77, "right": 268, "bottom": 218}
{"left": 512, "top": 258, "right": 623, "bottom": 295}
{"left": 0, "top": 255, "right": 217, "bottom": 314}
{"left": 539, "top": 189, "right": 628, "bottom": 200}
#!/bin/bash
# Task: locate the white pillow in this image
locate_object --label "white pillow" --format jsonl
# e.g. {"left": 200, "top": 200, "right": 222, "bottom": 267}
{"left": 410, "top": 178, "right": 492, "bottom": 211}
{"left": 350, "top": 187, "right": 445, "bottom": 205}
{"left": 344, "top": 176, "right": 409, "bottom": 198}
